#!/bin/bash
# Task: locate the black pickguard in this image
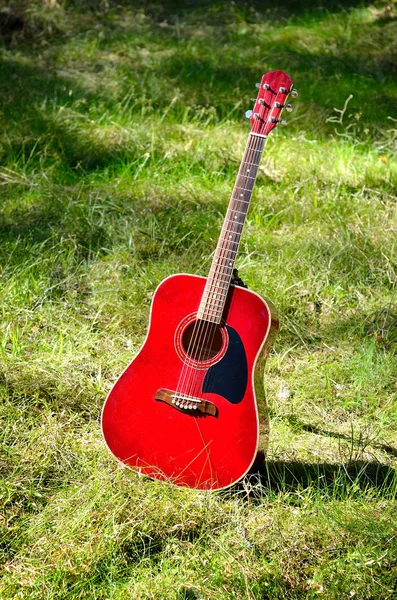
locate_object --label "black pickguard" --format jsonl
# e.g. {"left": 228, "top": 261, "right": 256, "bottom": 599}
{"left": 202, "top": 325, "right": 248, "bottom": 404}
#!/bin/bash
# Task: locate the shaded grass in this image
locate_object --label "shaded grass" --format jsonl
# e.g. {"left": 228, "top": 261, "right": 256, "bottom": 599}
{"left": 1, "top": 1, "right": 397, "bottom": 599}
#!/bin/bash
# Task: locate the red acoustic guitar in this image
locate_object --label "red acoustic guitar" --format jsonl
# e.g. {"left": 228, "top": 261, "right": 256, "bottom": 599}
{"left": 102, "top": 70, "right": 296, "bottom": 490}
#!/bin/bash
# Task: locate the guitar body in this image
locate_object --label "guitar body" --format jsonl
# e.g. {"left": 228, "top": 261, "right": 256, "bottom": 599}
{"left": 102, "top": 274, "right": 278, "bottom": 490}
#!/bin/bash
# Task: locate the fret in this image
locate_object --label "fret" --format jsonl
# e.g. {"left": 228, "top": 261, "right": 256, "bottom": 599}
{"left": 206, "top": 276, "right": 231, "bottom": 287}
{"left": 205, "top": 280, "right": 231, "bottom": 293}
{"left": 213, "top": 254, "right": 237, "bottom": 264}
{"left": 220, "top": 232, "right": 243, "bottom": 242}
{"left": 237, "top": 174, "right": 256, "bottom": 181}
{"left": 199, "top": 304, "right": 226, "bottom": 316}
{"left": 219, "top": 233, "right": 242, "bottom": 243}
{"left": 238, "top": 167, "right": 258, "bottom": 174}
{"left": 203, "top": 286, "right": 229, "bottom": 298}
{"left": 239, "top": 171, "right": 258, "bottom": 179}
{"left": 231, "top": 197, "right": 250, "bottom": 205}
{"left": 201, "top": 291, "right": 228, "bottom": 303}
{"left": 213, "top": 250, "right": 237, "bottom": 262}
{"left": 199, "top": 297, "right": 226, "bottom": 309}
{"left": 221, "top": 228, "right": 243, "bottom": 237}
{"left": 216, "top": 240, "right": 239, "bottom": 250}
{"left": 202, "top": 302, "right": 228, "bottom": 315}
{"left": 196, "top": 314, "right": 220, "bottom": 324}
{"left": 225, "top": 209, "right": 247, "bottom": 218}
{"left": 200, "top": 283, "right": 231, "bottom": 300}
{"left": 197, "top": 306, "right": 225, "bottom": 319}
{"left": 245, "top": 143, "right": 263, "bottom": 153}
{"left": 202, "top": 279, "right": 230, "bottom": 292}
{"left": 235, "top": 181, "right": 255, "bottom": 188}
{"left": 210, "top": 258, "right": 235, "bottom": 268}
{"left": 209, "top": 266, "right": 234, "bottom": 278}
{"left": 208, "top": 258, "right": 236, "bottom": 271}
{"left": 242, "top": 161, "right": 260, "bottom": 168}
{"left": 227, "top": 208, "right": 247, "bottom": 217}
{"left": 222, "top": 221, "right": 244, "bottom": 230}
{"left": 218, "top": 234, "right": 240, "bottom": 243}
{"left": 226, "top": 206, "right": 247, "bottom": 215}
{"left": 233, "top": 185, "right": 254, "bottom": 193}
{"left": 208, "top": 261, "right": 235, "bottom": 273}
{"left": 228, "top": 207, "right": 247, "bottom": 214}
{"left": 206, "top": 277, "right": 233, "bottom": 290}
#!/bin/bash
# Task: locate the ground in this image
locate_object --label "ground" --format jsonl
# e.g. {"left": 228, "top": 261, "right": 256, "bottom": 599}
{"left": 0, "top": 1, "right": 396, "bottom": 598}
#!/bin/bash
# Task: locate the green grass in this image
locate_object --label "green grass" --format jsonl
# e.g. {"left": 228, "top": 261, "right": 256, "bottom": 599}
{"left": 1, "top": 1, "right": 397, "bottom": 598}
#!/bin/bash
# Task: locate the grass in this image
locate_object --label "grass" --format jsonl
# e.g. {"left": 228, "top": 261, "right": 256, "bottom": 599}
{"left": 0, "top": 0, "right": 396, "bottom": 598}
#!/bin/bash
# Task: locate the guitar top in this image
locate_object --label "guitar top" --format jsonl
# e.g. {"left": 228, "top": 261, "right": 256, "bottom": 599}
{"left": 102, "top": 71, "right": 297, "bottom": 490}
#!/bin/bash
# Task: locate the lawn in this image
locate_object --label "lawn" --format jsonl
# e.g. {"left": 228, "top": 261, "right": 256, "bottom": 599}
{"left": 0, "top": 1, "right": 396, "bottom": 598}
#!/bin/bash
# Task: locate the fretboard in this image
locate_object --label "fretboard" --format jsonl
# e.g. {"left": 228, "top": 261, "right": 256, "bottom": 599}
{"left": 197, "top": 133, "right": 266, "bottom": 323}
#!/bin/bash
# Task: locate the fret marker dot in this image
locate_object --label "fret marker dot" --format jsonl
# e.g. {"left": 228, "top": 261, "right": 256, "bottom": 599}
{"left": 234, "top": 215, "right": 237, "bottom": 219}
{"left": 240, "top": 193, "right": 243, "bottom": 197}
{"left": 229, "top": 262, "right": 232, "bottom": 266}
{"left": 229, "top": 235, "right": 232, "bottom": 238}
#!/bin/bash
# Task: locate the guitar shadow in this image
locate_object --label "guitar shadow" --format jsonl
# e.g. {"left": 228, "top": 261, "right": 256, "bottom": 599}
{"left": 238, "top": 458, "right": 397, "bottom": 499}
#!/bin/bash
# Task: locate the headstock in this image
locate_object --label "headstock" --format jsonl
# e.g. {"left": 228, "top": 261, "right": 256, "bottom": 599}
{"left": 245, "top": 70, "right": 297, "bottom": 137}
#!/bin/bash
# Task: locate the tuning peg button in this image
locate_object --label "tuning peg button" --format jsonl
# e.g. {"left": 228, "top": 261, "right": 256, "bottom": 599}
{"left": 245, "top": 110, "right": 253, "bottom": 119}
{"left": 255, "top": 83, "right": 261, "bottom": 88}
{"left": 279, "top": 119, "right": 288, "bottom": 125}
{"left": 285, "top": 104, "right": 293, "bottom": 112}
{"left": 290, "top": 88, "right": 298, "bottom": 98}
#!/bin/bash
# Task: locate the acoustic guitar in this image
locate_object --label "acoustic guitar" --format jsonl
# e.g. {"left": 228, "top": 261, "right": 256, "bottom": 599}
{"left": 102, "top": 70, "right": 296, "bottom": 490}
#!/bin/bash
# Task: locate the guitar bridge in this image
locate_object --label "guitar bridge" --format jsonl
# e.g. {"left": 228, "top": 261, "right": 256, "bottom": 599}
{"left": 154, "top": 389, "right": 217, "bottom": 417}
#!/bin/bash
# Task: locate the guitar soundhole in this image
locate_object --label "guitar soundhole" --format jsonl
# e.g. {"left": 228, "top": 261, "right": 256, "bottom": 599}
{"left": 181, "top": 320, "right": 224, "bottom": 362}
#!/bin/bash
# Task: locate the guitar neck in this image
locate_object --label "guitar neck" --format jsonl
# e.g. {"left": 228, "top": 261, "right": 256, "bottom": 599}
{"left": 197, "top": 133, "right": 267, "bottom": 323}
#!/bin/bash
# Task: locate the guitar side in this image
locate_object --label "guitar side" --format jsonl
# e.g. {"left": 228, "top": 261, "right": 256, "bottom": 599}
{"left": 101, "top": 273, "right": 278, "bottom": 490}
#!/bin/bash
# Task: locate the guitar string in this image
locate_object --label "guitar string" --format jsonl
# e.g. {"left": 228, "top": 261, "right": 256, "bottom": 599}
{"left": 177, "top": 135, "right": 264, "bottom": 402}
{"left": 184, "top": 87, "right": 284, "bottom": 402}
{"left": 187, "top": 135, "right": 265, "bottom": 401}
{"left": 175, "top": 85, "right": 284, "bottom": 405}
{"left": 173, "top": 135, "right": 261, "bottom": 405}
{"left": 176, "top": 134, "right": 264, "bottom": 402}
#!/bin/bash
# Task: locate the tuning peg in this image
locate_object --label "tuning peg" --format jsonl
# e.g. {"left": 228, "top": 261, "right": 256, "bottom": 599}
{"left": 245, "top": 110, "right": 253, "bottom": 118}
{"left": 255, "top": 83, "right": 261, "bottom": 88}
{"left": 285, "top": 103, "right": 293, "bottom": 112}
{"left": 290, "top": 88, "right": 298, "bottom": 98}
{"left": 250, "top": 98, "right": 256, "bottom": 102}
{"left": 279, "top": 119, "right": 288, "bottom": 125}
